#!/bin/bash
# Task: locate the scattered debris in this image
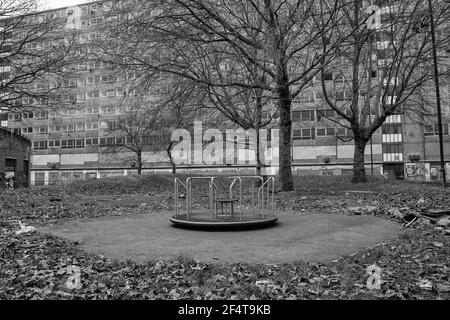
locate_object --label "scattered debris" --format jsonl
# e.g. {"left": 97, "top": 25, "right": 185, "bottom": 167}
{"left": 387, "top": 208, "right": 405, "bottom": 219}
{"left": 417, "top": 279, "right": 433, "bottom": 291}
{"left": 15, "top": 221, "right": 36, "bottom": 235}
{"left": 437, "top": 216, "right": 450, "bottom": 227}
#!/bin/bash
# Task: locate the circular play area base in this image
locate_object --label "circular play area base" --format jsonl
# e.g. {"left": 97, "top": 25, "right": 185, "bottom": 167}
{"left": 170, "top": 213, "right": 278, "bottom": 230}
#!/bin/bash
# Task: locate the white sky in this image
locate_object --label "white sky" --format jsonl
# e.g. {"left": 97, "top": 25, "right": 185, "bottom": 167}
{"left": 41, "top": 0, "right": 92, "bottom": 10}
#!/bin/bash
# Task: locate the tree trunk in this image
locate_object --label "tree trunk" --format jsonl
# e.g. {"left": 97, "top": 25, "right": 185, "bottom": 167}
{"left": 352, "top": 138, "right": 369, "bottom": 183}
{"left": 166, "top": 142, "right": 176, "bottom": 174}
{"left": 255, "top": 95, "right": 263, "bottom": 178}
{"left": 277, "top": 72, "right": 294, "bottom": 191}
{"left": 137, "top": 151, "right": 143, "bottom": 175}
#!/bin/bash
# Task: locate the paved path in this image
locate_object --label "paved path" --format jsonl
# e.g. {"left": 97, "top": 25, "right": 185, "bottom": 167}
{"left": 40, "top": 212, "right": 402, "bottom": 264}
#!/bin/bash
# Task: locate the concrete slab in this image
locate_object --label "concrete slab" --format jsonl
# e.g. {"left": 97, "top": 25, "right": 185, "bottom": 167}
{"left": 40, "top": 212, "right": 402, "bottom": 264}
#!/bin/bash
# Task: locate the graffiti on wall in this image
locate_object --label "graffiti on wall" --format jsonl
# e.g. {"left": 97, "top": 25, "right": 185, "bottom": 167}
{"left": 405, "top": 163, "right": 427, "bottom": 178}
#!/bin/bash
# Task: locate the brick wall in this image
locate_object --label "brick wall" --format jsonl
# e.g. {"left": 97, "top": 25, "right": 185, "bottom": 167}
{"left": 0, "top": 128, "right": 32, "bottom": 187}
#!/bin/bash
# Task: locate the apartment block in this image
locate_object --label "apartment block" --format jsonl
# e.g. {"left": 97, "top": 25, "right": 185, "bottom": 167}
{"left": 0, "top": 1, "right": 449, "bottom": 185}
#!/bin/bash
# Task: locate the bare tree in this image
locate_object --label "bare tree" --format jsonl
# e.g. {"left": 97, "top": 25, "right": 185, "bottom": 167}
{"left": 0, "top": 0, "right": 80, "bottom": 113}
{"left": 199, "top": 59, "right": 278, "bottom": 176}
{"left": 96, "top": 0, "right": 346, "bottom": 191}
{"left": 317, "top": 0, "right": 450, "bottom": 182}
{"left": 108, "top": 74, "right": 205, "bottom": 174}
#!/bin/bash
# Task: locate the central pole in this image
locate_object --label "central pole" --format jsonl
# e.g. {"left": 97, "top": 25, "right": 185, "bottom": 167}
{"left": 427, "top": 0, "right": 447, "bottom": 187}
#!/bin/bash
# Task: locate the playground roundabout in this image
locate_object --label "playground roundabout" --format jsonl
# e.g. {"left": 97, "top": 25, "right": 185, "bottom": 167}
{"left": 171, "top": 176, "right": 278, "bottom": 230}
{"left": 170, "top": 214, "right": 278, "bottom": 230}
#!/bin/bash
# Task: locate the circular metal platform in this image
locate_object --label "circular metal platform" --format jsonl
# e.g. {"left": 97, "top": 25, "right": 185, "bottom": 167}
{"left": 170, "top": 213, "right": 278, "bottom": 230}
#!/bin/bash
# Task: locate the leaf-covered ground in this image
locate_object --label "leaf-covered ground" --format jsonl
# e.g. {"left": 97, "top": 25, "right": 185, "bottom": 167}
{"left": 0, "top": 175, "right": 449, "bottom": 300}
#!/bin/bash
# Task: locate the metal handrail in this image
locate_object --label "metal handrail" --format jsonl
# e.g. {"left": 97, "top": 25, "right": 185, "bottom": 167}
{"left": 186, "top": 176, "right": 217, "bottom": 221}
{"left": 228, "top": 177, "right": 242, "bottom": 221}
{"left": 174, "top": 178, "right": 187, "bottom": 217}
{"left": 257, "top": 177, "right": 275, "bottom": 218}
{"left": 176, "top": 175, "right": 275, "bottom": 222}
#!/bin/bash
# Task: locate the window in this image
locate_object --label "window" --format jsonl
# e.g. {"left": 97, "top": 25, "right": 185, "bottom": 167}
{"left": 22, "top": 127, "right": 33, "bottom": 134}
{"left": 61, "top": 139, "right": 75, "bottom": 149}
{"left": 48, "top": 110, "right": 60, "bottom": 117}
{"left": 64, "top": 94, "right": 77, "bottom": 102}
{"left": 382, "top": 144, "right": 403, "bottom": 154}
{"left": 116, "top": 137, "right": 124, "bottom": 145}
{"left": 336, "top": 127, "right": 354, "bottom": 137}
{"left": 26, "top": 42, "right": 37, "bottom": 49}
{"left": 22, "top": 112, "right": 34, "bottom": 119}
{"left": 76, "top": 123, "right": 84, "bottom": 132}
{"left": 317, "top": 109, "right": 335, "bottom": 119}
{"left": 75, "top": 139, "right": 84, "bottom": 148}
{"left": 299, "top": 91, "right": 314, "bottom": 103}
{"left": 88, "top": 61, "right": 101, "bottom": 70}
{"left": 66, "top": 124, "right": 75, "bottom": 133}
{"left": 335, "top": 90, "right": 352, "bottom": 101}
{"left": 101, "top": 75, "right": 115, "bottom": 83}
{"left": 34, "top": 126, "right": 48, "bottom": 134}
{"left": 102, "top": 106, "right": 115, "bottom": 114}
{"left": 86, "top": 106, "right": 99, "bottom": 114}
{"left": 107, "top": 121, "right": 116, "bottom": 130}
{"left": 293, "top": 128, "right": 315, "bottom": 140}
{"left": 127, "top": 72, "right": 137, "bottom": 80}
{"left": 63, "top": 79, "right": 77, "bottom": 87}
{"left": 89, "top": 17, "right": 103, "bottom": 25}
{"left": 85, "top": 122, "right": 99, "bottom": 130}
{"left": 48, "top": 140, "right": 60, "bottom": 148}
{"left": 9, "top": 113, "right": 21, "bottom": 121}
{"left": 382, "top": 125, "right": 402, "bottom": 135}
{"left": 323, "top": 71, "right": 333, "bottom": 81}
{"left": 67, "top": 9, "right": 74, "bottom": 16}
{"left": 33, "top": 141, "right": 47, "bottom": 150}
{"left": 86, "top": 91, "right": 99, "bottom": 99}
{"left": 86, "top": 138, "right": 99, "bottom": 146}
{"left": 424, "top": 124, "right": 449, "bottom": 136}
{"left": 292, "top": 110, "right": 315, "bottom": 121}
{"left": 315, "top": 91, "right": 324, "bottom": 100}
{"left": 34, "top": 111, "right": 48, "bottom": 120}
{"left": 90, "top": 5, "right": 98, "bottom": 14}
{"left": 61, "top": 109, "right": 76, "bottom": 116}
{"left": 103, "top": 2, "right": 112, "bottom": 11}
{"left": 317, "top": 127, "right": 335, "bottom": 136}
{"left": 81, "top": 6, "right": 88, "bottom": 15}
{"left": 52, "top": 38, "right": 64, "bottom": 46}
